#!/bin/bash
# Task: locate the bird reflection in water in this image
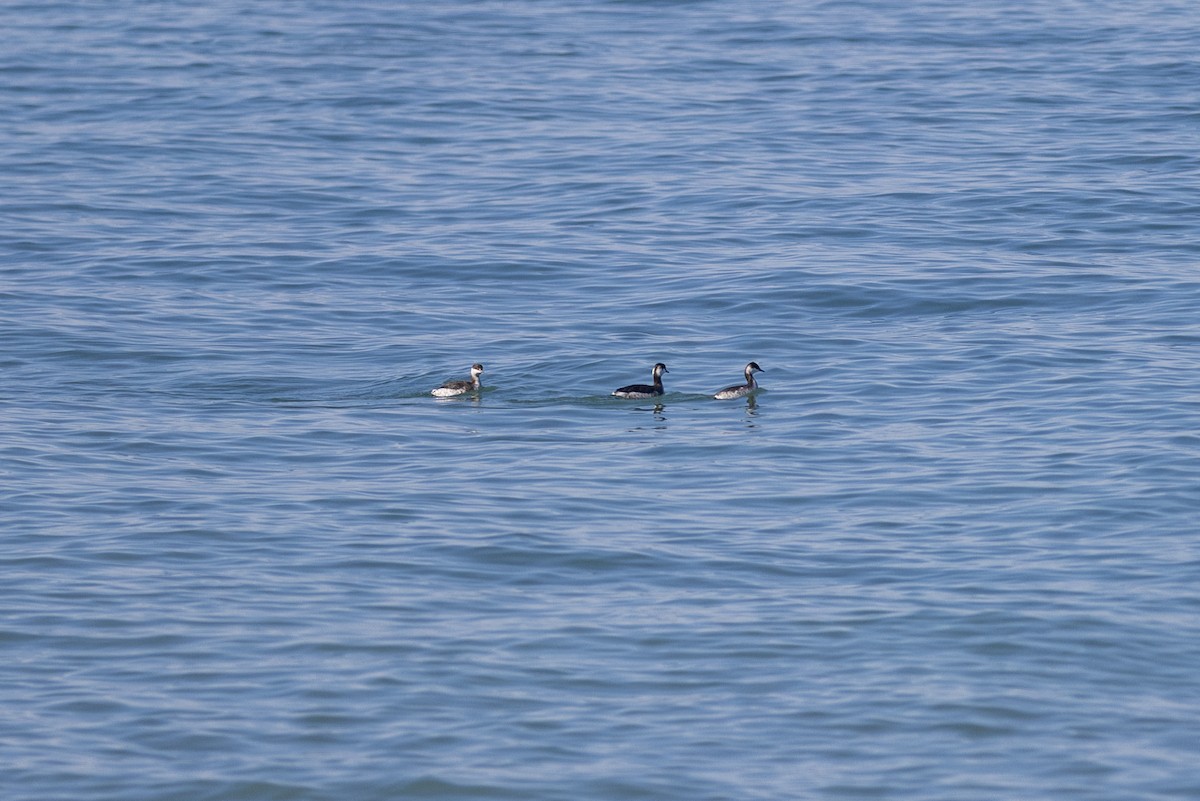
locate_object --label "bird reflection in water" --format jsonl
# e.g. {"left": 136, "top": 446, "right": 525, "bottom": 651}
{"left": 743, "top": 395, "right": 758, "bottom": 427}
{"left": 628, "top": 403, "right": 667, "bottom": 431}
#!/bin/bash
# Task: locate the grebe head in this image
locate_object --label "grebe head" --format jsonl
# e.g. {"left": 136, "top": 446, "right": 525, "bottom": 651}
{"left": 471, "top": 363, "right": 484, "bottom": 377}
{"left": 653, "top": 362, "right": 668, "bottom": 377}
{"left": 746, "top": 362, "right": 763, "bottom": 375}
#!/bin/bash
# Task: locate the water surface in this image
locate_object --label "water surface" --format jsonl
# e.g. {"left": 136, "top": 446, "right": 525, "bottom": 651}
{"left": 3, "top": 1, "right": 1200, "bottom": 799}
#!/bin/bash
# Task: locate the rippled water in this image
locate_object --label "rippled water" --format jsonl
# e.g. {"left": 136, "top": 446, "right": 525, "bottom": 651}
{"left": 4, "top": 1, "right": 1200, "bottom": 799}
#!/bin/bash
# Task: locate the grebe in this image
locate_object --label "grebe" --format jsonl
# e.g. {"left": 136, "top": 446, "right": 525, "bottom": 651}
{"left": 431, "top": 363, "right": 484, "bottom": 397}
{"left": 612, "top": 362, "right": 668, "bottom": 399}
{"left": 713, "top": 362, "right": 763, "bottom": 400}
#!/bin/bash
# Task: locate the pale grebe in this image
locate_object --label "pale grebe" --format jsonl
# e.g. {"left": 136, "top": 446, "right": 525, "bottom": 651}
{"left": 431, "top": 363, "right": 484, "bottom": 397}
{"left": 612, "top": 362, "right": 668, "bottom": 399}
{"left": 713, "top": 362, "right": 763, "bottom": 399}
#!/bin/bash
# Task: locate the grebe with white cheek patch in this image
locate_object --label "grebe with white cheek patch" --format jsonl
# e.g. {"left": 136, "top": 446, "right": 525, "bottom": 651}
{"left": 431, "top": 363, "right": 484, "bottom": 397}
{"left": 713, "top": 362, "right": 763, "bottom": 400}
{"left": 612, "top": 362, "right": 668, "bottom": 399}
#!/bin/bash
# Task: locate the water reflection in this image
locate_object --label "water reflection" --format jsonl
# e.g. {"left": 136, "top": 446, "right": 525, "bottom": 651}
{"left": 628, "top": 403, "right": 667, "bottom": 430}
{"left": 433, "top": 392, "right": 483, "bottom": 406}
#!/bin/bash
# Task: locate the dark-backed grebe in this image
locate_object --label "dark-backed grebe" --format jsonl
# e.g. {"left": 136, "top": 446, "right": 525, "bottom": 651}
{"left": 431, "top": 363, "right": 484, "bottom": 397}
{"left": 612, "top": 362, "right": 668, "bottom": 399}
{"left": 713, "top": 362, "right": 763, "bottom": 400}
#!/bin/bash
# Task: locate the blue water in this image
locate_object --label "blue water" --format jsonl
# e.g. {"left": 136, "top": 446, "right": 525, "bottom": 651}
{"left": 4, "top": 1, "right": 1200, "bottom": 799}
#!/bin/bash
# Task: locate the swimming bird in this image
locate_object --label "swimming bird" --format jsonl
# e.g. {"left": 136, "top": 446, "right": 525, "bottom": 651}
{"left": 431, "top": 363, "right": 484, "bottom": 397}
{"left": 612, "top": 362, "right": 669, "bottom": 399}
{"left": 713, "top": 361, "right": 763, "bottom": 400}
